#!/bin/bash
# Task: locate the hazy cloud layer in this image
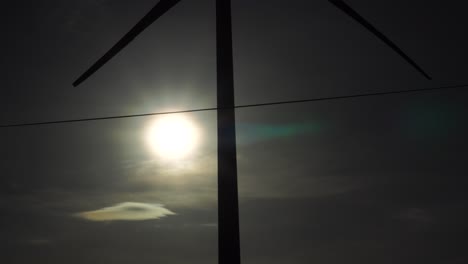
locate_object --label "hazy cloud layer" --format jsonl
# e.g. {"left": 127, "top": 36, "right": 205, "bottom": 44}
{"left": 77, "top": 202, "right": 175, "bottom": 221}
{"left": 25, "top": 239, "right": 52, "bottom": 246}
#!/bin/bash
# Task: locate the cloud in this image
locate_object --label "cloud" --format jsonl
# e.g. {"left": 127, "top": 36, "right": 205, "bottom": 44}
{"left": 395, "top": 208, "right": 434, "bottom": 223}
{"left": 25, "top": 239, "right": 52, "bottom": 246}
{"left": 76, "top": 202, "right": 175, "bottom": 222}
{"left": 236, "top": 122, "right": 323, "bottom": 145}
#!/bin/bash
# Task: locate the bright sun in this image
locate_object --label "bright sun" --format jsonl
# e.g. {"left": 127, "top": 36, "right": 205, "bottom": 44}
{"left": 146, "top": 115, "right": 199, "bottom": 159}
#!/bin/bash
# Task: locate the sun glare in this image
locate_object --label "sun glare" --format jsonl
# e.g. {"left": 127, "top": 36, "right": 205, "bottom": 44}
{"left": 147, "top": 115, "right": 199, "bottom": 159}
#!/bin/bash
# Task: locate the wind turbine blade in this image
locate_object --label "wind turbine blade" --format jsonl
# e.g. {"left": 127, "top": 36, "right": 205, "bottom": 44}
{"left": 73, "top": 0, "right": 182, "bottom": 87}
{"left": 329, "top": 0, "right": 432, "bottom": 80}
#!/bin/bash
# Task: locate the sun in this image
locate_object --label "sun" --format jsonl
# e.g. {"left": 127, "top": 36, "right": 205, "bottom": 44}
{"left": 146, "top": 115, "right": 199, "bottom": 159}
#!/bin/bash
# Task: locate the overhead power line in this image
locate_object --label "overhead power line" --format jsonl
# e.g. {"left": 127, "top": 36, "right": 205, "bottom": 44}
{"left": 1, "top": 84, "right": 467, "bottom": 128}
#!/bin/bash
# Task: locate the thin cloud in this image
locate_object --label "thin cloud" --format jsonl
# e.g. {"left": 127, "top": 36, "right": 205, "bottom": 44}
{"left": 395, "top": 208, "right": 435, "bottom": 224}
{"left": 25, "top": 239, "right": 52, "bottom": 246}
{"left": 76, "top": 202, "right": 175, "bottom": 222}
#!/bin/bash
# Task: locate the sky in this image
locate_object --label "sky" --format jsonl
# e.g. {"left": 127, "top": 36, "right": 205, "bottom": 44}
{"left": 1, "top": 0, "right": 468, "bottom": 263}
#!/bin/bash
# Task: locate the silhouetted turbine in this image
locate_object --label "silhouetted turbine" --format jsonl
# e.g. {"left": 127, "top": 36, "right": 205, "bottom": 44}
{"left": 73, "top": 2, "right": 431, "bottom": 264}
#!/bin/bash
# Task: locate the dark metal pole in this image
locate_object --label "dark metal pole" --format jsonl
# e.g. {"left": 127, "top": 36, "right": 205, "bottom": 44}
{"left": 216, "top": 0, "right": 241, "bottom": 264}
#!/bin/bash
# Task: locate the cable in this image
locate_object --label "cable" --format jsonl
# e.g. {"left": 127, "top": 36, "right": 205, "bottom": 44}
{"left": 1, "top": 84, "right": 467, "bottom": 128}
{"left": 235, "top": 84, "right": 466, "bottom": 109}
{"left": 1, "top": 108, "right": 218, "bottom": 128}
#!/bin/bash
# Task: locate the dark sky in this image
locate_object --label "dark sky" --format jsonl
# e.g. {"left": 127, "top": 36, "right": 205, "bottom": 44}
{"left": 1, "top": 0, "right": 468, "bottom": 263}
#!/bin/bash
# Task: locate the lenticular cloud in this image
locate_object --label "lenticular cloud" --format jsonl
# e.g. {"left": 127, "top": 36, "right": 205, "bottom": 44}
{"left": 77, "top": 202, "right": 176, "bottom": 221}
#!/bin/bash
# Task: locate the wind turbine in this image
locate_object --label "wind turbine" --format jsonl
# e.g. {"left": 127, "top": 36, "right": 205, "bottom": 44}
{"left": 73, "top": 1, "right": 430, "bottom": 264}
